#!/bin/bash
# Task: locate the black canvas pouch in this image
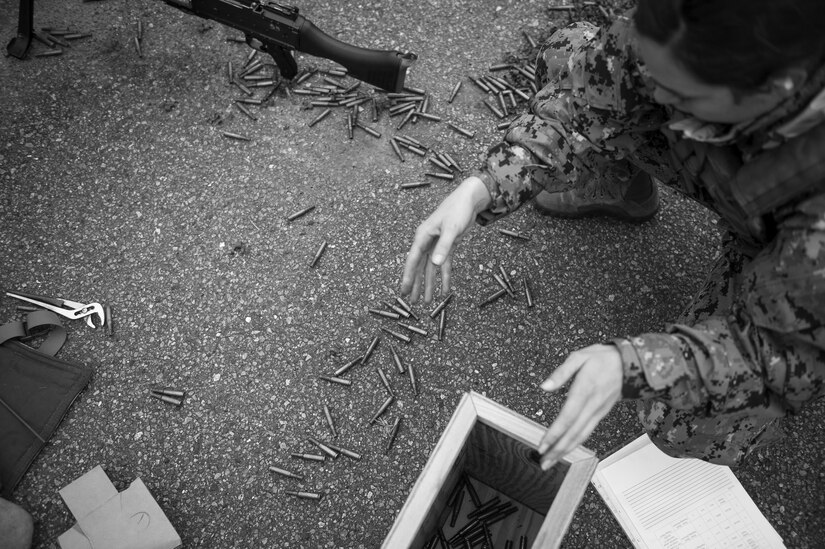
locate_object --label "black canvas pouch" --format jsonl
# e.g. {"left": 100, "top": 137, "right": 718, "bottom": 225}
{"left": 0, "top": 311, "right": 92, "bottom": 497}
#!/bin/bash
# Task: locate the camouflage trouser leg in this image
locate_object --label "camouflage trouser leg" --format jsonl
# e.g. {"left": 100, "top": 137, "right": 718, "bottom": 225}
{"left": 637, "top": 241, "right": 785, "bottom": 466}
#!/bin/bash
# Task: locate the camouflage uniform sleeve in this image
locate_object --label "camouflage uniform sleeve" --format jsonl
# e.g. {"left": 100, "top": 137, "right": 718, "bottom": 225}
{"left": 475, "top": 15, "right": 661, "bottom": 221}
{"left": 615, "top": 194, "right": 825, "bottom": 416}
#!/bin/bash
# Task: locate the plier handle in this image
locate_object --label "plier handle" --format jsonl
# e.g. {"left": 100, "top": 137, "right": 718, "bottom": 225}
{"left": 6, "top": 291, "right": 105, "bottom": 328}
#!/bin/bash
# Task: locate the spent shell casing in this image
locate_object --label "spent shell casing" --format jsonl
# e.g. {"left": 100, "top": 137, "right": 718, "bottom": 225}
{"left": 33, "top": 31, "right": 55, "bottom": 47}
{"left": 323, "top": 405, "right": 337, "bottom": 438}
{"left": 523, "top": 30, "right": 537, "bottom": 48}
{"left": 428, "top": 156, "right": 452, "bottom": 172}
{"left": 346, "top": 110, "right": 353, "bottom": 140}
{"left": 291, "top": 452, "right": 325, "bottom": 462}
{"left": 292, "top": 88, "right": 321, "bottom": 96}
{"left": 507, "top": 89, "right": 518, "bottom": 108}
{"left": 407, "top": 362, "right": 418, "bottom": 395}
{"left": 438, "top": 309, "right": 446, "bottom": 341}
{"left": 385, "top": 416, "right": 402, "bottom": 454}
{"left": 318, "top": 374, "right": 352, "bottom": 386}
{"left": 324, "top": 442, "right": 362, "bottom": 460}
{"left": 361, "top": 336, "right": 380, "bottom": 365}
{"left": 334, "top": 355, "right": 363, "bottom": 376}
{"left": 355, "top": 121, "right": 381, "bottom": 138}
{"left": 285, "top": 490, "right": 322, "bottom": 500}
{"left": 232, "top": 79, "right": 253, "bottom": 96}
{"left": 450, "top": 488, "right": 464, "bottom": 527}
{"left": 497, "top": 228, "right": 530, "bottom": 240}
{"left": 310, "top": 100, "right": 338, "bottom": 107}
{"left": 227, "top": 60, "right": 233, "bottom": 83}
{"left": 394, "top": 296, "right": 417, "bottom": 320}
{"left": 248, "top": 80, "right": 276, "bottom": 88}
{"left": 389, "top": 343, "right": 405, "bottom": 374}
{"left": 225, "top": 36, "right": 246, "bottom": 43}
{"left": 46, "top": 33, "right": 70, "bottom": 47}
{"left": 464, "top": 475, "right": 482, "bottom": 507}
{"left": 497, "top": 121, "right": 512, "bottom": 131}
{"left": 404, "top": 85, "right": 426, "bottom": 95}
{"left": 478, "top": 288, "right": 507, "bottom": 308}
{"left": 371, "top": 97, "right": 379, "bottom": 122}
{"left": 414, "top": 111, "right": 441, "bottom": 122}
{"left": 307, "top": 436, "right": 339, "bottom": 458}
{"left": 236, "top": 97, "right": 264, "bottom": 105}
{"left": 151, "top": 388, "right": 186, "bottom": 399}
{"left": 222, "top": 131, "right": 251, "bottom": 141}
{"left": 309, "top": 241, "right": 327, "bottom": 268}
{"left": 326, "top": 68, "right": 347, "bottom": 77}
{"left": 442, "top": 152, "right": 462, "bottom": 171}
{"left": 429, "top": 293, "right": 453, "bottom": 318}
{"left": 448, "top": 81, "right": 463, "bottom": 103}
{"left": 504, "top": 542, "right": 514, "bottom": 549}
{"left": 382, "top": 300, "right": 410, "bottom": 318}
{"left": 489, "top": 63, "right": 511, "bottom": 71}
{"left": 390, "top": 138, "right": 406, "bottom": 162}
{"left": 498, "top": 265, "right": 515, "bottom": 293}
{"left": 471, "top": 76, "right": 491, "bottom": 93}
{"left": 35, "top": 49, "right": 63, "bottom": 57}
{"left": 402, "top": 144, "right": 428, "bottom": 157}
{"left": 425, "top": 172, "right": 455, "bottom": 181}
{"left": 380, "top": 327, "right": 411, "bottom": 343}
{"left": 242, "top": 48, "right": 257, "bottom": 67}
{"left": 397, "top": 135, "right": 425, "bottom": 148}
{"left": 149, "top": 393, "right": 182, "bottom": 407}
{"left": 368, "top": 395, "right": 395, "bottom": 424}
{"left": 399, "top": 182, "right": 430, "bottom": 190}
{"left": 377, "top": 367, "right": 394, "bottom": 396}
{"left": 308, "top": 108, "right": 332, "bottom": 127}
{"left": 104, "top": 304, "right": 114, "bottom": 336}
{"left": 484, "top": 100, "right": 506, "bottom": 119}
{"left": 137, "top": 20, "right": 143, "bottom": 41}
{"left": 512, "top": 86, "right": 532, "bottom": 101}
{"left": 234, "top": 101, "right": 257, "bottom": 121}
{"left": 523, "top": 277, "right": 534, "bottom": 307}
{"left": 397, "top": 322, "right": 427, "bottom": 337}
{"left": 447, "top": 122, "right": 475, "bottom": 139}
{"left": 134, "top": 36, "right": 142, "bottom": 57}
{"left": 519, "top": 535, "right": 528, "bottom": 549}
{"left": 294, "top": 70, "right": 314, "bottom": 85}
{"left": 491, "top": 273, "right": 511, "bottom": 296}
{"left": 64, "top": 32, "right": 90, "bottom": 40}
{"left": 497, "top": 92, "right": 509, "bottom": 116}
{"left": 467, "top": 496, "right": 501, "bottom": 519}
{"left": 396, "top": 110, "right": 414, "bottom": 130}
{"left": 268, "top": 465, "right": 304, "bottom": 480}
{"left": 287, "top": 205, "right": 315, "bottom": 222}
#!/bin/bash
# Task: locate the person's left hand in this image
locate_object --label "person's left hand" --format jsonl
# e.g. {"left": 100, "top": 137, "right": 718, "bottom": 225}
{"left": 537, "top": 344, "right": 624, "bottom": 470}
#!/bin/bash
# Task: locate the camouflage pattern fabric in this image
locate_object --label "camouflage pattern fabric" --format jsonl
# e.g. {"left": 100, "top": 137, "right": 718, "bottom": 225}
{"left": 472, "top": 14, "right": 825, "bottom": 465}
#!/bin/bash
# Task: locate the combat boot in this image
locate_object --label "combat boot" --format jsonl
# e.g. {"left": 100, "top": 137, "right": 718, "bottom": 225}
{"left": 533, "top": 171, "right": 659, "bottom": 222}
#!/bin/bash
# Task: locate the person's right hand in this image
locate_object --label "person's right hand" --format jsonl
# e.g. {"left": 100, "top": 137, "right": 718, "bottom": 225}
{"left": 400, "top": 176, "right": 492, "bottom": 303}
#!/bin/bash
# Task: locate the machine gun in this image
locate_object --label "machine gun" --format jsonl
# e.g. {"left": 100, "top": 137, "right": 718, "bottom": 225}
{"left": 7, "top": 0, "right": 417, "bottom": 92}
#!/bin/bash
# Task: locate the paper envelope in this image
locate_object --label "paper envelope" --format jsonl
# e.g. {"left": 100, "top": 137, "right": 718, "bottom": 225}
{"left": 58, "top": 465, "right": 182, "bottom": 549}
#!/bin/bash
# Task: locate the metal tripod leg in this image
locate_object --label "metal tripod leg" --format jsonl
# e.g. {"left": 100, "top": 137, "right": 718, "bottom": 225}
{"left": 7, "top": 0, "right": 34, "bottom": 59}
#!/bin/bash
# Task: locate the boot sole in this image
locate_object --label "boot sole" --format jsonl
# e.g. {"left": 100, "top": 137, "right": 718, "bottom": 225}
{"left": 533, "top": 201, "right": 658, "bottom": 223}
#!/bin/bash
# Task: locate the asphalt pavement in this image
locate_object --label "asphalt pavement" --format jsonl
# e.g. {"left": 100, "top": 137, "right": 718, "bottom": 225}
{"left": 1, "top": 0, "right": 823, "bottom": 547}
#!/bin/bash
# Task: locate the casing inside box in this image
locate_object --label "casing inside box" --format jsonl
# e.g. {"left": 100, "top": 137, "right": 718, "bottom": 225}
{"left": 383, "top": 392, "right": 597, "bottom": 549}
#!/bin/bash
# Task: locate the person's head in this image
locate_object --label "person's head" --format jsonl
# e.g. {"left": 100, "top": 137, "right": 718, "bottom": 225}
{"left": 633, "top": 0, "right": 825, "bottom": 124}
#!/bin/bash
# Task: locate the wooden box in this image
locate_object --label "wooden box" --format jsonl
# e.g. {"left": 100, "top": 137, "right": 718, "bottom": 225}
{"left": 383, "top": 391, "right": 598, "bottom": 548}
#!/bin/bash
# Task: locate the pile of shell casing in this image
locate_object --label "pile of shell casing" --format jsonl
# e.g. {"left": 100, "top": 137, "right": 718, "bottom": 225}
{"left": 32, "top": 26, "right": 92, "bottom": 57}
{"left": 478, "top": 265, "right": 535, "bottom": 309}
{"left": 421, "top": 475, "right": 528, "bottom": 548}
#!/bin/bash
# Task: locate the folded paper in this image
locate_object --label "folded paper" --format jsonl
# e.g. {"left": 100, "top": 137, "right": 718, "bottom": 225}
{"left": 58, "top": 465, "right": 181, "bottom": 549}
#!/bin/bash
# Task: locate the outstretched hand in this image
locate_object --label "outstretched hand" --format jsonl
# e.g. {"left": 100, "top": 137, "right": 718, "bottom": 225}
{"left": 538, "top": 344, "right": 624, "bottom": 470}
{"left": 400, "top": 176, "right": 492, "bottom": 303}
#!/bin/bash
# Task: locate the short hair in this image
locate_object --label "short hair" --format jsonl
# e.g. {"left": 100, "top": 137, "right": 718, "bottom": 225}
{"left": 634, "top": 0, "right": 825, "bottom": 90}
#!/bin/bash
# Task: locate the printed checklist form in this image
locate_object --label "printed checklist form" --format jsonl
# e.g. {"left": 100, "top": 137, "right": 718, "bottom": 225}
{"left": 591, "top": 434, "right": 785, "bottom": 549}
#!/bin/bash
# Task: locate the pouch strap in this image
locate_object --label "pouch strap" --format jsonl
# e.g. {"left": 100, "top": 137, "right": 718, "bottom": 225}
{"left": 0, "top": 311, "right": 66, "bottom": 356}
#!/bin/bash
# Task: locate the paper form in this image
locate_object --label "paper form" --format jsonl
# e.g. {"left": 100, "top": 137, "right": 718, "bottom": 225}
{"left": 591, "top": 435, "right": 785, "bottom": 549}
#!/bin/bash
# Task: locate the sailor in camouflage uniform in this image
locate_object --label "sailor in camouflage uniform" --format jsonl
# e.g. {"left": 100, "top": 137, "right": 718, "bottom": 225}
{"left": 401, "top": 0, "right": 825, "bottom": 468}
